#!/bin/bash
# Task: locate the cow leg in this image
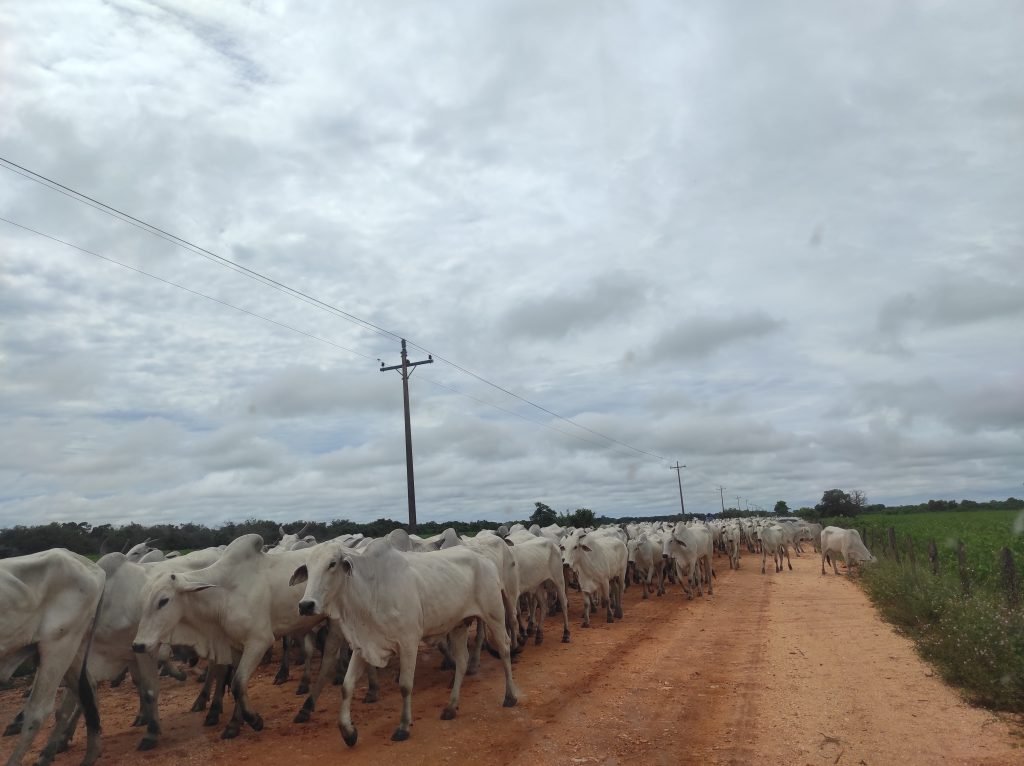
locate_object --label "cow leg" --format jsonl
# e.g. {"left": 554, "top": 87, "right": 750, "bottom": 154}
{"left": 38, "top": 675, "right": 80, "bottom": 760}
{"left": 533, "top": 594, "right": 545, "bottom": 645}
{"left": 191, "top": 661, "right": 213, "bottom": 713}
{"left": 581, "top": 588, "right": 592, "bottom": 628}
{"left": 296, "top": 625, "right": 345, "bottom": 723}
{"left": 785, "top": 547, "right": 793, "bottom": 571}
{"left": 222, "top": 641, "right": 269, "bottom": 739}
{"left": 273, "top": 635, "right": 290, "bottom": 685}
{"left": 37, "top": 660, "right": 101, "bottom": 766}
{"left": 441, "top": 624, "right": 470, "bottom": 720}
{"left": 296, "top": 633, "right": 314, "bottom": 696}
{"left": 133, "top": 655, "right": 162, "bottom": 751}
{"left": 337, "top": 649, "right": 366, "bottom": 747}
{"left": 762, "top": 547, "right": 768, "bottom": 575}
{"left": 554, "top": 578, "right": 571, "bottom": 643}
{"left": 467, "top": 618, "right": 484, "bottom": 675}
{"left": 5, "top": 637, "right": 78, "bottom": 766}
{"left": 203, "top": 663, "right": 229, "bottom": 727}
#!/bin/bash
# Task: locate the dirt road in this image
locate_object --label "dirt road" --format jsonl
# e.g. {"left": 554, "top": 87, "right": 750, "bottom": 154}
{"left": 3, "top": 549, "right": 1020, "bottom": 765}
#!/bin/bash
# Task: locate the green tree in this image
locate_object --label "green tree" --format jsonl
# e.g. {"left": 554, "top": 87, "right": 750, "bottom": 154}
{"left": 529, "top": 502, "right": 557, "bottom": 527}
{"left": 815, "top": 489, "right": 860, "bottom": 518}
{"left": 773, "top": 501, "right": 789, "bottom": 516}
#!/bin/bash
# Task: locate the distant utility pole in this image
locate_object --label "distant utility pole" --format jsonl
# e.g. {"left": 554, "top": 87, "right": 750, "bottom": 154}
{"left": 380, "top": 339, "right": 433, "bottom": 532}
{"left": 736, "top": 496, "right": 741, "bottom": 513}
{"left": 669, "top": 462, "right": 686, "bottom": 516}
{"left": 717, "top": 486, "right": 726, "bottom": 514}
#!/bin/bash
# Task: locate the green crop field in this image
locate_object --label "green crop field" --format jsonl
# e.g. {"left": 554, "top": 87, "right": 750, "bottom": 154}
{"left": 820, "top": 510, "right": 1024, "bottom": 588}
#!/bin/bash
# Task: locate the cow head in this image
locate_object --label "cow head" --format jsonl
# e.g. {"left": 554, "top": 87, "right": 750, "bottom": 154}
{"left": 291, "top": 543, "right": 351, "bottom": 618}
{"left": 662, "top": 528, "right": 687, "bottom": 560}
{"left": 132, "top": 572, "right": 215, "bottom": 654}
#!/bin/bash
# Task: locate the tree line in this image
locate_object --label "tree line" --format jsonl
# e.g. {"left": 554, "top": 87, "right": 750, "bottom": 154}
{"left": 2, "top": 494, "right": 1020, "bottom": 558}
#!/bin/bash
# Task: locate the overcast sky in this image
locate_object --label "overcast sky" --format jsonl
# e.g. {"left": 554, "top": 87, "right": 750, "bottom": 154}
{"left": 1, "top": 1, "right": 1022, "bottom": 529}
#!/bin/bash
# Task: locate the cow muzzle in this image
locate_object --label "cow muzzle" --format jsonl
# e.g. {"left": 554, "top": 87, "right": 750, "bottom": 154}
{"left": 132, "top": 642, "right": 147, "bottom": 654}
{"left": 662, "top": 553, "right": 669, "bottom": 559}
{"left": 298, "top": 600, "right": 317, "bottom": 616}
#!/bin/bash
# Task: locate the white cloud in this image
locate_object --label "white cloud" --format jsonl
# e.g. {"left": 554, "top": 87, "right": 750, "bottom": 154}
{"left": 1, "top": 0, "right": 1022, "bottom": 528}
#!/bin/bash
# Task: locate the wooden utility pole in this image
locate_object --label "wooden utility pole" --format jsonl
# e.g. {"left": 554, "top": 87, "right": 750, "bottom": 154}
{"left": 380, "top": 339, "right": 432, "bottom": 531}
{"left": 669, "top": 462, "right": 686, "bottom": 515}
{"left": 717, "top": 486, "right": 726, "bottom": 514}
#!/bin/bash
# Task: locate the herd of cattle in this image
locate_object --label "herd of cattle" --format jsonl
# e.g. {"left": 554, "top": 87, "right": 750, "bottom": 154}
{"left": 0, "top": 517, "right": 877, "bottom": 765}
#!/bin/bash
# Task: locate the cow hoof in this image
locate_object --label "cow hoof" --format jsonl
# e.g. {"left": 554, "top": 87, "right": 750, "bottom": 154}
{"left": 203, "top": 711, "right": 221, "bottom": 727}
{"left": 606, "top": 614, "right": 614, "bottom": 623}
{"left": 534, "top": 635, "right": 543, "bottom": 646}
{"left": 247, "top": 714, "right": 264, "bottom": 731}
{"left": 614, "top": 608, "right": 623, "bottom": 619}
{"left": 561, "top": 630, "right": 570, "bottom": 643}
{"left": 131, "top": 715, "right": 145, "bottom": 727}
{"left": 391, "top": 728, "right": 410, "bottom": 742}
{"left": 273, "top": 672, "right": 288, "bottom": 686}
{"left": 190, "top": 697, "right": 208, "bottom": 713}
{"left": 340, "top": 725, "right": 358, "bottom": 747}
{"left": 525, "top": 625, "right": 536, "bottom": 637}
{"left": 221, "top": 725, "right": 240, "bottom": 740}
{"left": 294, "top": 709, "right": 311, "bottom": 724}
{"left": 137, "top": 737, "right": 157, "bottom": 752}
{"left": 295, "top": 682, "right": 309, "bottom": 696}
{"left": 440, "top": 707, "right": 457, "bottom": 720}
{"left": 466, "top": 665, "right": 479, "bottom": 676}
{"left": 581, "top": 622, "right": 590, "bottom": 628}
{"left": 3, "top": 723, "right": 21, "bottom": 737}
{"left": 503, "top": 693, "right": 518, "bottom": 708}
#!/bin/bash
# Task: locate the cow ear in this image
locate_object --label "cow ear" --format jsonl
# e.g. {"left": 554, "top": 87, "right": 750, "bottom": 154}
{"left": 502, "top": 537, "right": 514, "bottom": 547}
{"left": 182, "top": 581, "right": 216, "bottom": 593}
{"left": 581, "top": 544, "right": 592, "bottom": 552}
{"left": 341, "top": 558, "right": 353, "bottom": 574}
{"left": 290, "top": 565, "right": 308, "bottom": 586}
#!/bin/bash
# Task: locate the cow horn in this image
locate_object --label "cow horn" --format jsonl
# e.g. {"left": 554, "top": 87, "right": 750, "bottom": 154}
{"left": 296, "top": 523, "right": 309, "bottom": 538}
{"left": 99, "top": 537, "right": 111, "bottom": 556}
{"left": 121, "top": 540, "right": 131, "bottom": 553}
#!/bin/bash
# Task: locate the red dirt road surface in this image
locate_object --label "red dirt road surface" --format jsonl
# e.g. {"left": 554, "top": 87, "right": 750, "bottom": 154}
{"left": 3, "top": 550, "right": 1021, "bottom": 765}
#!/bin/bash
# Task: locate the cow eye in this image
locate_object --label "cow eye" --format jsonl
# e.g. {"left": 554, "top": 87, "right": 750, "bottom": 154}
{"left": 328, "top": 561, "right": 336, "bottom": 570}
{"left": 157, "top": 596, "right": 170, "bottom": 610}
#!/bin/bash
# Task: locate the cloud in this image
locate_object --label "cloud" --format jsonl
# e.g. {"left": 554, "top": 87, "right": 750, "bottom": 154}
{"left": 636, "top": 312, "right": 785, "bottom": 362}
{"left": 1, "top": 1, "right": 1022, "bottom": 527}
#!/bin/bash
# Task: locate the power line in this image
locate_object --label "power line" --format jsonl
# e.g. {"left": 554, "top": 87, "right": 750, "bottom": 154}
{"left": 0, "top": 157, "right": 669, "bottom": 463}
{"left": 0, "top": 216, "right": 377, "bottom": 362}
{"left": 0, "top": 156, "right": 401, "bottom": 344}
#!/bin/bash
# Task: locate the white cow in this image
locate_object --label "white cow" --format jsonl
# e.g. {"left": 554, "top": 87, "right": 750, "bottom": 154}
{"left": 760, "top": 525, "right": 792, "bottom": 574}
{"left": 625, "top": 535, "right": 664, "bottom": 598}
{"left": 560, "top": 528, "right": 628, "bottom": 626}
{"left": 661, "top": 523, "right": 714, "bottom": 598}
{"left": 721, "top": 524, "right": 742, "bottom": 570}
{"left": 290, "top": 531, "right": 518, "bottom": 745}
{"left": 131, "top": 534, "right": 327, "bottom": 740}
{"left": 502, "top": 532, "right": 571, "bottom": 644}
{"left": 820, "top": 527, "right": 876, "bottom": 575}
{"left": 0, "top": 549, "right": 105, "bottom": 766}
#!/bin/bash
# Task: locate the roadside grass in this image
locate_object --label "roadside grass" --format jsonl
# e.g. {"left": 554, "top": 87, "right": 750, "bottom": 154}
{"left": 861, "top": 558, "right": 1024, "bottom": 712}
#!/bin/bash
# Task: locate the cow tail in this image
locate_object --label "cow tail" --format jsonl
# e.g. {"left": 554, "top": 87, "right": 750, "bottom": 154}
{"left": 78, "top": 590, "right": 104, "bottom": 734}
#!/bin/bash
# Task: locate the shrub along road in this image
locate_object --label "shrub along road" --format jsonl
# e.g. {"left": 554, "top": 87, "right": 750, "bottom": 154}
{"left": 2, "top": 549, "right": 1020, "bottom": 765}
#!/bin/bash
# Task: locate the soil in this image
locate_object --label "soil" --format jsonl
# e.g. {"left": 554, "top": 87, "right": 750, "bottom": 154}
{"left": 3, "top": 549, "right": 1021, "bottom": 765}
